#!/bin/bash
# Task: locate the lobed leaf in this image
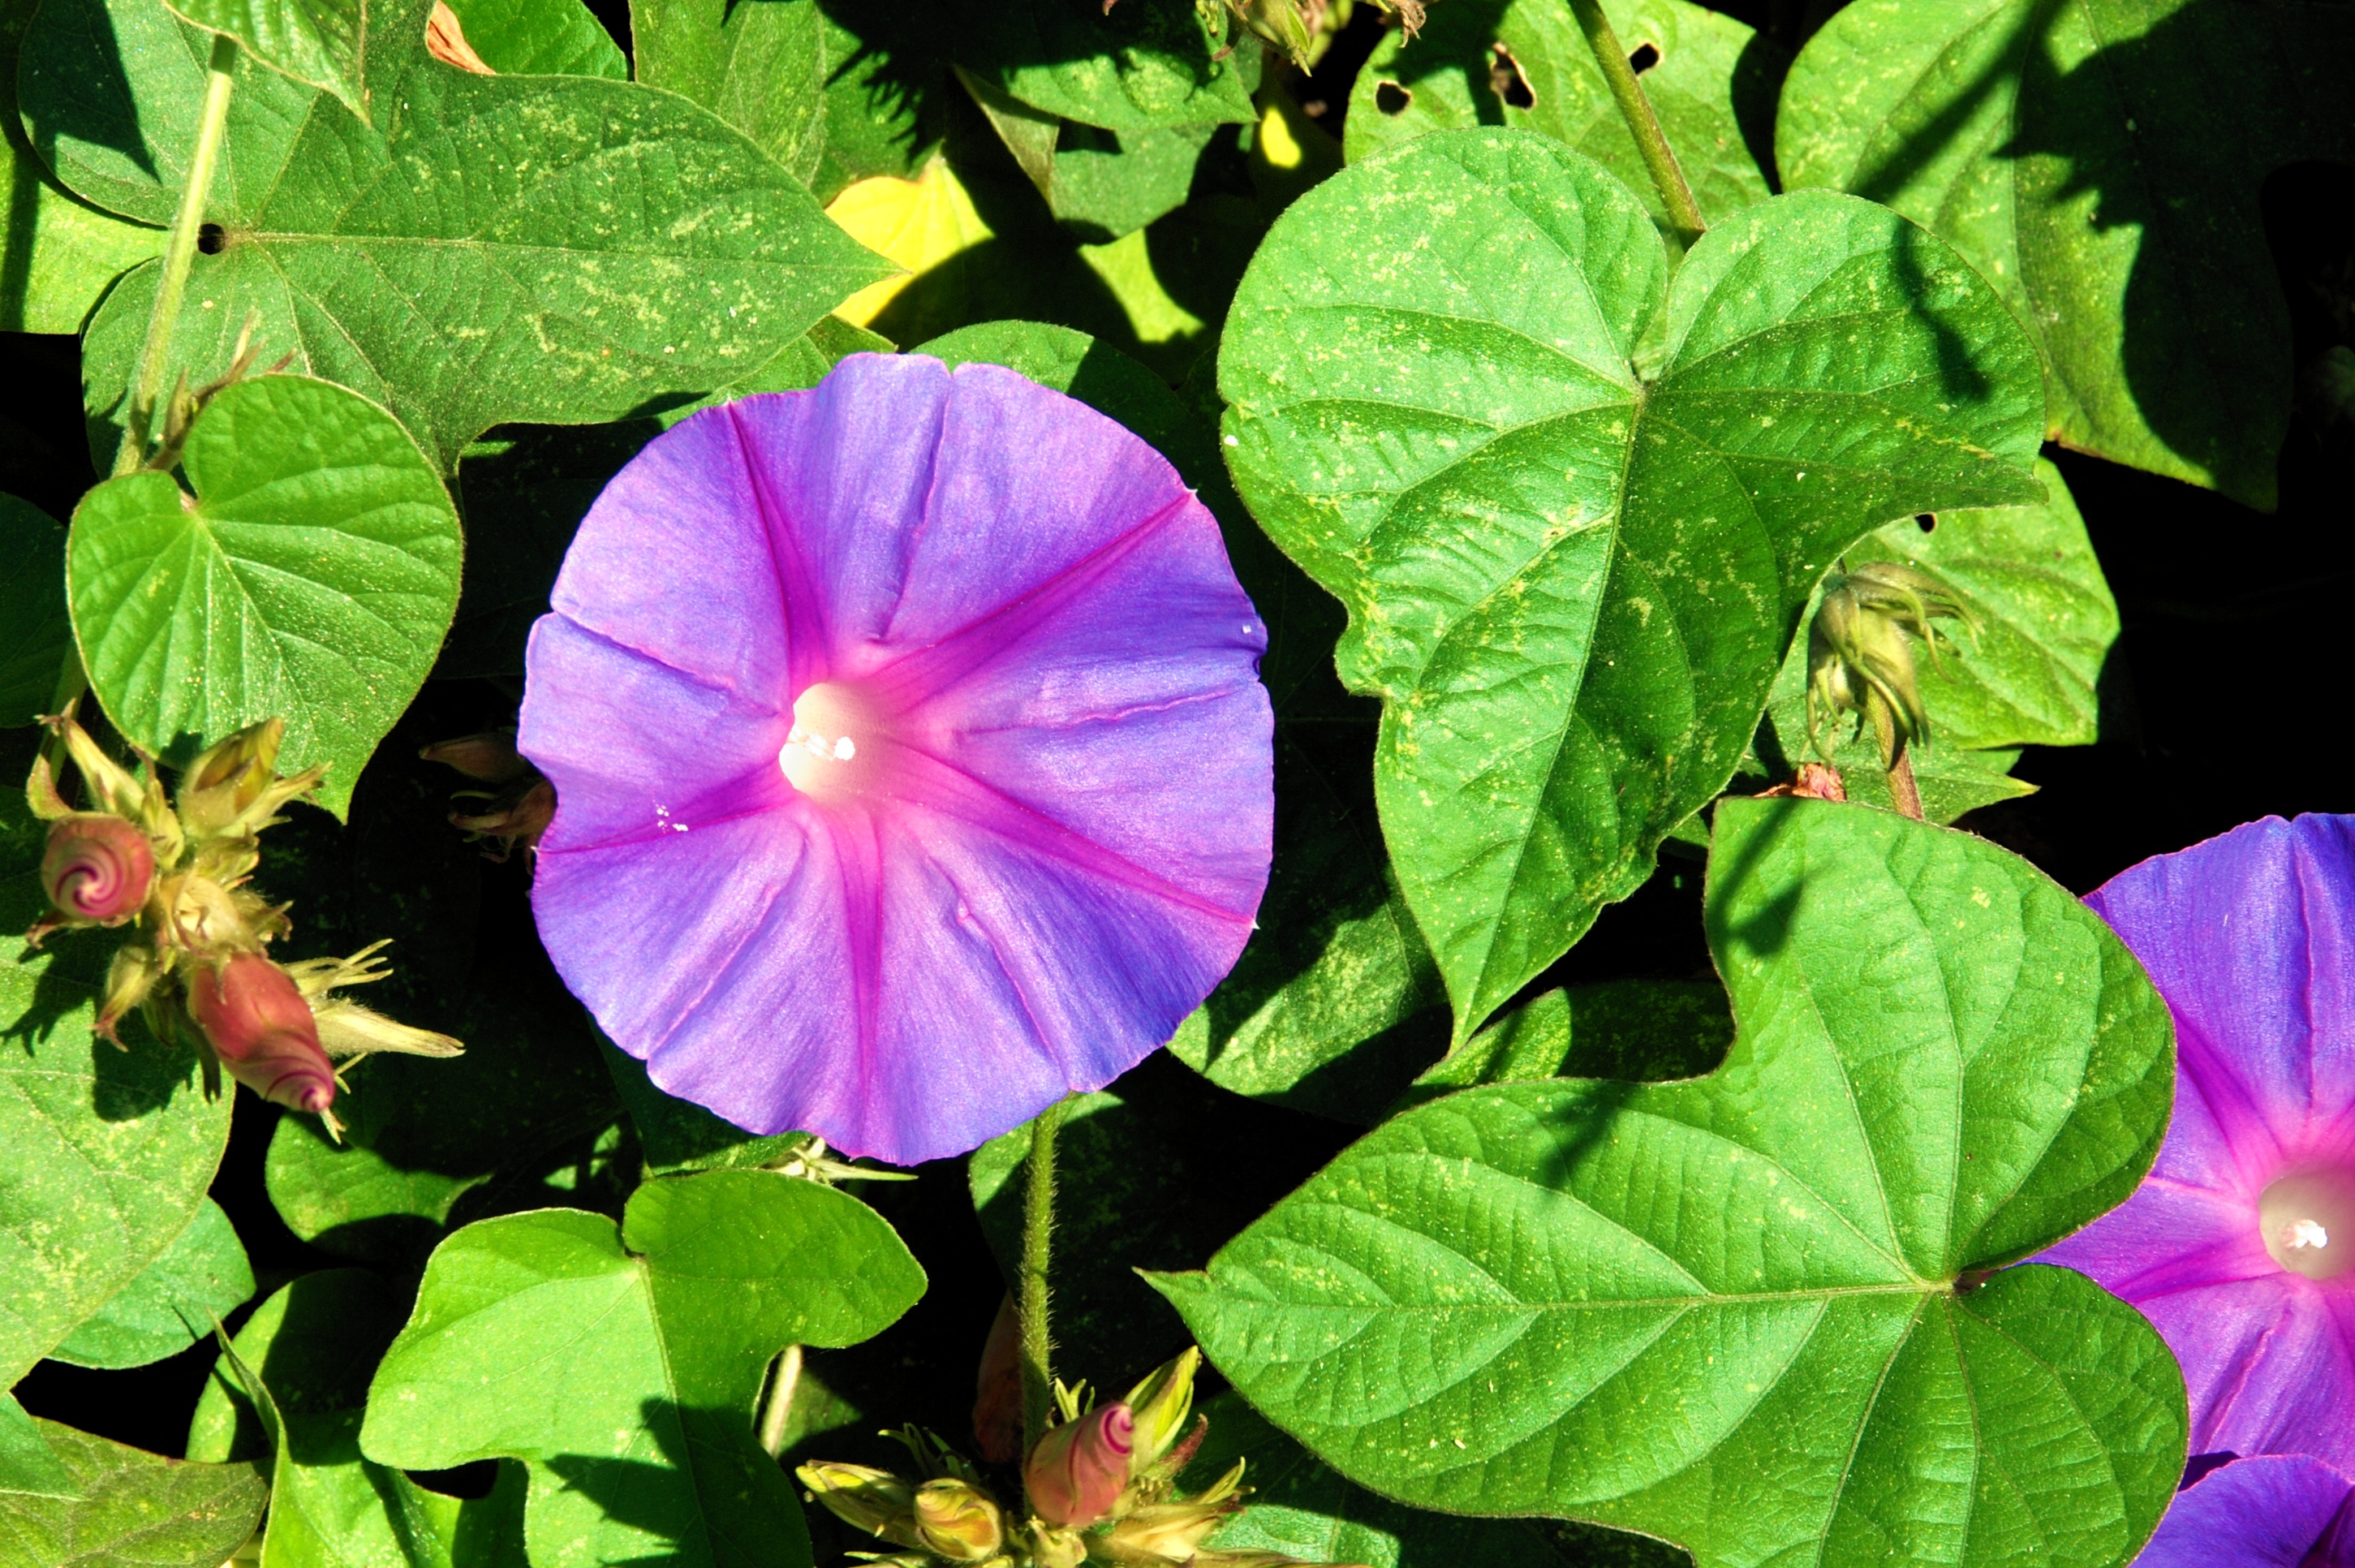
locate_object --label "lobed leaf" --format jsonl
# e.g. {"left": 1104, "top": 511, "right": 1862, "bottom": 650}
{"left": 1156, "top": 798, "right": 2185, "bottom": 1568}
{"left": 1220, "top": 127, "right": 2046, "bottom": 1041}
{"left": 362, "top": 1170, "right": 926, "bottom": 1568}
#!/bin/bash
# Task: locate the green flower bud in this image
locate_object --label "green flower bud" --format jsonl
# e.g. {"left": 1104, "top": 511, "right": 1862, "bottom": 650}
{"left": 1804, "top": 559, "right": 1976, "bottom": 768}
{"left": 794, "top": 1462, "right": 922, "bottom": 1549}
{"left": 911, "top": 1477, "right": 1005, "bottom": 1562}
{"left": 1025, "top": 1522, "right": 1087, "bottom": 1568}
{"left": 1120, "top": 1346, "right": 1202, "bottom": 1476}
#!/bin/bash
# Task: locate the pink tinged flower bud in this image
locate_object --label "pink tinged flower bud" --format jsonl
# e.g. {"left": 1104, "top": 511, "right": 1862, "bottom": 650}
{"left": 911, "top": 1478, "right": 1005, "bottom": 1562}
{"left": 186, "top": 954, "right": 338, "bottom": 1116}
{"left": 1026, "top": 1403, "right": 1134, "bottom": 1530}
{"left": 41, "top": 813, "right": 154, "bottom": 924}
{"left": 971, "top": 1293, "right": 1023, "bottom": 1465}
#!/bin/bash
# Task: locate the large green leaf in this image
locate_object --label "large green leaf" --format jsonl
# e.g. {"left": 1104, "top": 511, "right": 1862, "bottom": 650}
{"left": 49, "top": 1197, "right": 253, "bottom": 1370}
{"left": 1777, "top": 0, "right": 2355, "bottom": 510}
{"left": 0, "top": 1419, "right": 266, "bottom": 1568}
{"left": 1, "top": 752, "right": 235, "bottom": 1391}
{"left": 1344, "top": 0, "right": 1780, "bottom": 239}
{"left": 192, "top": 1269, "right": 529, "bottom": 1568}
{"left": 67, "top": 374, "right": 463, "bottom": 819}
{"left": 0, "top": 494, "right": 71, "bottom": 727}
{"left": 441, "top": 0, "right": 623, "bottom": 77}
{"left": 361, "top": 1171, "right": 927, "bottom": 1568}
{"left": 1220, "top": 127, "right": 2045, "bottom": 1042}
{"left": 1156, "top": 798, "right": 2184, "bottom": 1568}
{"left": 956, "top": 0, "right": 1257, "bottom": 137}
{"left": 0, "top": 0, "right": 161, "bottom": 333}
{"left": 21, "top": 0, "right": 892, "bottom": 471}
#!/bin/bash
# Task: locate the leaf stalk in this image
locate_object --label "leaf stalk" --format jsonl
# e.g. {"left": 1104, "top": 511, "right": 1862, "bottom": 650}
{"left": 115, "top": 29, "right": 239, "bottom": 478}
{"left": 1565, "top": 0, "right": 1706, "bottom": 246}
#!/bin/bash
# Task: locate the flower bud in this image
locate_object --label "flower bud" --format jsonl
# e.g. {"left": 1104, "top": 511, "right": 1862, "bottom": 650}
{"left": 1025, "top": 1402, "right": 1134, "bottom": 1529}
{"left": 424, "top": 0, "right": 496, "bottom": 72}
{"left": 185, "top": 953, "right": 338, "bottom": 1117}
{"left": 795, "top": 1462, "right": 923, "bottom": 1549}
{"left": 1803, "top": 560, "right": 1975, "bottom": 768}
{"left": 971, "top": 1293, "right": 1023, "bottom": 1465}
{"left": 97, "top": 941, "right": 169, "bottom": 1045}
{"left": 1121, "top": 1346, "right": 1201, "bottom": 1475}
{"left": 41, "top": 813, "right": 154, "bottom": 925}
{"left": 177, "top": 719, "right": 325, "bottom": 842}
{"left": 911, "top": 1477, "right": 1005, "bottom": 1562}
{"left": 420, "top": 730, "right": 528, "bottom": 782}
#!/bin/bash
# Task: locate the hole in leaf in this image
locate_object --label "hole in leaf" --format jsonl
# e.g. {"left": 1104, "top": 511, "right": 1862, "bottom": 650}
{"left": 197, "top": 223, "right": 225, "bottom": 255}
{"left": 1629, "top": 41, "right": 1661, "bottom": 73}
{"left": 1374, "top": 80, "right": 1412, "bottom": 115}
{"left": 1490, "top": 43, "right": 1535, "bottom": 110}
{"left": 1915, "top": 513, "right": 1937, "bottom": 532}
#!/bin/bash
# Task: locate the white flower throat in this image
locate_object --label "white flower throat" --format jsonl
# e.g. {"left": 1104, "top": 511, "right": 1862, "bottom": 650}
{"left": 2259, "top": 1169, "right": 2355, "bottom": 1282}
{"left": 778, "top": 683, "right": 876, "bottom": 801}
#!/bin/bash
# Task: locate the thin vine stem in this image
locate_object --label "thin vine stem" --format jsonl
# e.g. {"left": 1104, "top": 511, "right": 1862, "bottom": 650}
{"left": 42, "top": 31, "right": 239, "bottom": 781}
{"left": 114, "top": 29, "right": 239, "bottom": 478}
{"left": 1019, "top": 1094, "right": 1069, "bottom": 1480}
{"left": 1564, "top": 0, "right": 1706, "bottom": 245}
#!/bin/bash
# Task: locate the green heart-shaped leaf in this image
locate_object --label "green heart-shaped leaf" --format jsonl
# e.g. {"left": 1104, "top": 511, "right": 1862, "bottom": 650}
{"left": 1344, "top": 0, "right": 1781, "bottom": 239}
{"left": 1155, "top": 798, "right": 2185, "bottom": 1568}
{"left": 21, "top": 0, "right": 893, "bottom": 471}
{"left": 362, "top": 1170, "right": 926, "bottom": 1568}
{"left": 1219, "top": 127, "right": 2046, "bottom": 1041}
{"left": 1777, "top": 0, "right": 2355, "bottom": 510}
{"left": 67, "top": 374, "right": 462, "bottom": 818}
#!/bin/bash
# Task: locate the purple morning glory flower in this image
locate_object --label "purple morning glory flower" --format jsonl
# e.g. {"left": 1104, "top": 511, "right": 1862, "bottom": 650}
{"left": 517, "top": 354, "right": 1273, "bottom": 1165}
{"left": 2136, "top": 1455, "right": 2354, "bottom": 1566}
{"left": 2041, "top": 814, "right": 2355, "bottom": 1473}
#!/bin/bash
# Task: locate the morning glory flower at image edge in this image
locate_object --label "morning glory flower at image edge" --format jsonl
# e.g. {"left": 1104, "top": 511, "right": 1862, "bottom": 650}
{"left": 2041, "top": 813, "right": 2355, "bottom": 1476}
{"left": 518, "top": 354, "right": 1274, "bottom": 1165}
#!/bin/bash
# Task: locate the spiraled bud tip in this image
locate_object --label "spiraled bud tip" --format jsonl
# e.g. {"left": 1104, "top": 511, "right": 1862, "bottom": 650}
{"left": 41, "top": 813, "right": 154, "bottom": 924}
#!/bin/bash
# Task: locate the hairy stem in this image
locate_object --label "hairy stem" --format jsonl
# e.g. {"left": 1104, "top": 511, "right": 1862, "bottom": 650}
{"left": 114, "top": 30, "right": 239, "bottom": 477}
{"left": 1020, "top": 1095, "right": 1068, "bottom": 1478}
{"left": 1565, "top": 0, "right": 1706, "bottom": 245}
